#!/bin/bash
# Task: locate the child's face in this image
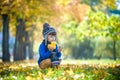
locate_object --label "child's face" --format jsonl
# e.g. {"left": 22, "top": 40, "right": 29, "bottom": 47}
{"left": 48, "top": 33, "right": 56, "bottom": 42}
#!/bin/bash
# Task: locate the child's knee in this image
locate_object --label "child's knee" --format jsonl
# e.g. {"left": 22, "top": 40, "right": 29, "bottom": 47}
{"left": 39, "top": 59, "right": 52, "bottom": 69}
{"left": 45, "top": 59, "right": 51, "bottom": 63}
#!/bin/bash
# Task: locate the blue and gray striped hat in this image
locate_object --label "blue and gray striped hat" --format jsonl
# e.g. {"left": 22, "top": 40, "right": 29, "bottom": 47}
{"left": 42, "top": 23, "right": 56, "bottom": 38}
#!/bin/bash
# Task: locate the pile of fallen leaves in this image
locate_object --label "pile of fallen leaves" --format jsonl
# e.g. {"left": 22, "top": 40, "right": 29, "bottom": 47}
{"left": 0, "top": 60, "right": 120, "bottom": 80}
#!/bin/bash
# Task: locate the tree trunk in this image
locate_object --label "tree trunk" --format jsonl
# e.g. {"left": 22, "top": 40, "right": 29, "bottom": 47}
{"left": 25, "top": 30, "right": 33, "bottom": 59}
{"left": 29, "top": 42, "right": 34, "bottom": 59}
{"left": 97, "top": 55, "right": 102, "bottom": 60}
{"left": 90, "top": 0, "right": 96, "bottom": 12}
{"left": 2, "top": 14, "right": 10, "bottom": 62}
{"left": 113, "top": 40, "right": 116, "bottom": 60}
{"left": 27, "top": 24, "right": 36, "bottom": 59}
{"left": 14, "top": 18, "right": 26, "bottom": 61}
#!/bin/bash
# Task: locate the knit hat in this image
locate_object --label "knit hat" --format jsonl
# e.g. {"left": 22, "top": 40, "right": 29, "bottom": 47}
{"left": 42, "top": 23, "right": 56, "bottom": 45}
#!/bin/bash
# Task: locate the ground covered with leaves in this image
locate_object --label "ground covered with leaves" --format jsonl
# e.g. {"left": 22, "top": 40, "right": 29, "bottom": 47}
{"left": 0, "top": 60, "right": 120, "bottom": 80}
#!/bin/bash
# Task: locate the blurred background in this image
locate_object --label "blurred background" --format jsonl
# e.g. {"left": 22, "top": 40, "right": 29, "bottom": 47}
{"left": 0, "top": 0, "right": 120, "bottom": 62}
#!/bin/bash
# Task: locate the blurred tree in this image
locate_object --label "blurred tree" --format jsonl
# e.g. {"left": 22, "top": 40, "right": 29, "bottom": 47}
{"left": 0, "top": 0, "right": 14, "bottom": 62}
{"left": 104, "top": 15, "right": 120, "bottom": 60}
{"left": 12, "top": 0, "right": 38, "bottom": 61}
{"left": 2, "top": 14, "right": 10, "bottom": 61}
{"left": 81, "top": 0, "right": 117, "bottom": 58}
{"left": 59, "top": 0, "right": 91, "bottom": 59}
{"left": 94, "top": 37, "right": 113, "bottom": 59}
{"left": 87, "top": 11, "right": 120, "bottom": 60}
{"left": 61, "top": 20, "right": 94, "bottom": 59}
{"left": 14, "top": 18, "right": 26, "bottom": 60}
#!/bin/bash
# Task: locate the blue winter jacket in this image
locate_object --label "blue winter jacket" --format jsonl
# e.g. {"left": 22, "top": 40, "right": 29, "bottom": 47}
{"left": 38, "top": 42, "right": 62, "bottom": 65}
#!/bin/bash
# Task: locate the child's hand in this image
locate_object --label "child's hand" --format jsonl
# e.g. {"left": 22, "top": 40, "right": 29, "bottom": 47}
{"left": 58, "top": 46, "right": 62, "bottom": 52}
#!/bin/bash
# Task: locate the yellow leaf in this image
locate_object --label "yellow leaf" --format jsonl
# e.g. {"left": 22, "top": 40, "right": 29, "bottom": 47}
{"left": 25, "top": 76, "right": 32, "bottom": 80}
{"left": 46, "top": 68, "right": 54, "bottom": 77}
{"left": 51, "top": 41, "right": 56, "bottom": 45}
{"left": 66, "top": 68, "right": 74, "bottom": 76}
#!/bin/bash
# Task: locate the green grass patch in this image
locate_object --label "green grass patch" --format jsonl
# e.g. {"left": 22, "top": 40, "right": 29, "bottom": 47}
{"left": 0, "top": 59, "right": 120, "bottom": 80}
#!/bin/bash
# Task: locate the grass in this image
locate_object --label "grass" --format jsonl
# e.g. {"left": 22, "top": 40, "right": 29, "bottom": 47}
{"left": 0, "top": 59, "right": 120, "bottom": 80}
{"left": 62, "top": 59, "right": 120, "bottom": 64}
